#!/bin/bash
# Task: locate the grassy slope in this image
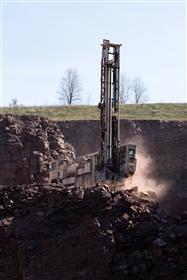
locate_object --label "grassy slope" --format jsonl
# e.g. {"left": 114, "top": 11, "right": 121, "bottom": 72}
{"left": 1, "top": 103, "right": 187, "bottom": 121}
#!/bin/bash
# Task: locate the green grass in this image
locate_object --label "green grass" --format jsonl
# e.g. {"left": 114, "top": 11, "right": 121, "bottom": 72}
{"left": 1, "top": 103, "right": 187, "bottom": 121}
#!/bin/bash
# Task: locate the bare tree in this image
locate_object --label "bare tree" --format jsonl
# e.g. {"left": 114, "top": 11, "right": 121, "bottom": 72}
{"left": 58, "top": 69, "right": 82, "bottom": 105}
{"left": 131, "top": 77, "right": 148, "bottom": 104}
{"left": 9, "top": 98, "right": 18, "bottom": 107}
{"left": 120, "top": 73, "right": 131, "bottom": 104}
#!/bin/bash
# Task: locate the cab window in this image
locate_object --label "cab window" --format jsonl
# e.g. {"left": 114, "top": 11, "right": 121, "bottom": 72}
{"left": 129, "top": 149, "right": 135, "bottom": 158}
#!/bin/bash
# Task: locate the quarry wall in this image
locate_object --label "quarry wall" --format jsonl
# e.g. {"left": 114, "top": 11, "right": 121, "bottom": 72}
{"left": 0, "top": 117, "right": 186, "bottom": 280}
{"left": 58, "top": 120, "right": 187, "bottom": 210}
{"left": 0, "top": 115, "right": 75, "bottom": 185}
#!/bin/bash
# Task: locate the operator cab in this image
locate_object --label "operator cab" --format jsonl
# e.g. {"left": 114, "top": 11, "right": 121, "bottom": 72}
{"left": 119, "top": 144, "right": 136, "bottom": 177}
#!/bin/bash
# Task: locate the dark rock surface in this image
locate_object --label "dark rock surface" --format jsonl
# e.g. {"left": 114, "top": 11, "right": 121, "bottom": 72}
{"left": 0, "top": 115, "right": 74, "bottom": 184}
{"left": 0, "top": 116, "right": 186, "bottom": 279}
{"left": 0, "top": 184, "right": 186, "bottom": 280}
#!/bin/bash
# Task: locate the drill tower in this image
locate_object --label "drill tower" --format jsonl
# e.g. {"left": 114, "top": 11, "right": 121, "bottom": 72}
{"left": 99, "top": 39, "right": 122, "bottom": 173}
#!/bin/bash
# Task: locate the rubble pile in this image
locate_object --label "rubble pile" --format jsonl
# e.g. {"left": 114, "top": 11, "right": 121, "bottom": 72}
{"left": 0, "top": 184, "right": 186, "bottom": 280}
{"left": 0, "top": 114, "right": 75, "bottom": 184}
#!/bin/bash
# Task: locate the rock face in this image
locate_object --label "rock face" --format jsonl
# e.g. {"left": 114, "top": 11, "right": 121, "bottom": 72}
{"left": 0, "top": 184, "right": 186, "bottom": 280}
{"left": 0, "top": 117, "right": 186, "bottom": 280}
{"left": 0, "top": 115, "right": 75, "bottom": 185}
{"left": 58, "top": 120, "right": 187, "bottom": 183}
{"left": 58, "top": 120, "right": 187, "bottom": 208}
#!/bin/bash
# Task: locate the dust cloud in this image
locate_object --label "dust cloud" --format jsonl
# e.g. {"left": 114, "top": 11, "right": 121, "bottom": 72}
{"left": 124, "top": 136, "right": 172, "bottom": 200}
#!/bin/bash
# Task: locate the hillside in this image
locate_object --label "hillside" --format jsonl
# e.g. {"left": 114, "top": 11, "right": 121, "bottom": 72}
{"left": 1, "top": 103, "right": 187, "bottom": 121}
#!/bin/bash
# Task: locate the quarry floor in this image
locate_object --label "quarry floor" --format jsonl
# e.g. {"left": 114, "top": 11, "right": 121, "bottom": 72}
{"left": 0, "top": 184, "right": 187, "bottom": 280}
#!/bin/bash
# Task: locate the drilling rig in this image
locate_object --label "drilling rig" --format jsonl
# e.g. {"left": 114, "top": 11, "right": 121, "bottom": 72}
{"left": 47, "top": 39, "right": 137, "bottom": 186}
{"left": 97, "top": 39, "right": 136, "bottom": 180}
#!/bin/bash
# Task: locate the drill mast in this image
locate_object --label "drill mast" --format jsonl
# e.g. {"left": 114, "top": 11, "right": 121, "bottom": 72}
{"left": 99, "top": 39, "right": 122, "bottom": 173}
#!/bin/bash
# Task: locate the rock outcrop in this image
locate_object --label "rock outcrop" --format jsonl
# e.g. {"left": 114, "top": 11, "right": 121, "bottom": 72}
{"left": 0, "top": 184, "right": 186, "bottom": 280}
{"left": 0, "top": 115, "right": 75, "bottom": 184}
{"left": 0, "top": 116, "right": 186, "bottom": 280}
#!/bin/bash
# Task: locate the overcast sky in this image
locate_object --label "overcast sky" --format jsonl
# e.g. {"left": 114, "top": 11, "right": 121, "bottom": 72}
{"left": 0, "top": 1, "right": 186, "bottom": 106}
